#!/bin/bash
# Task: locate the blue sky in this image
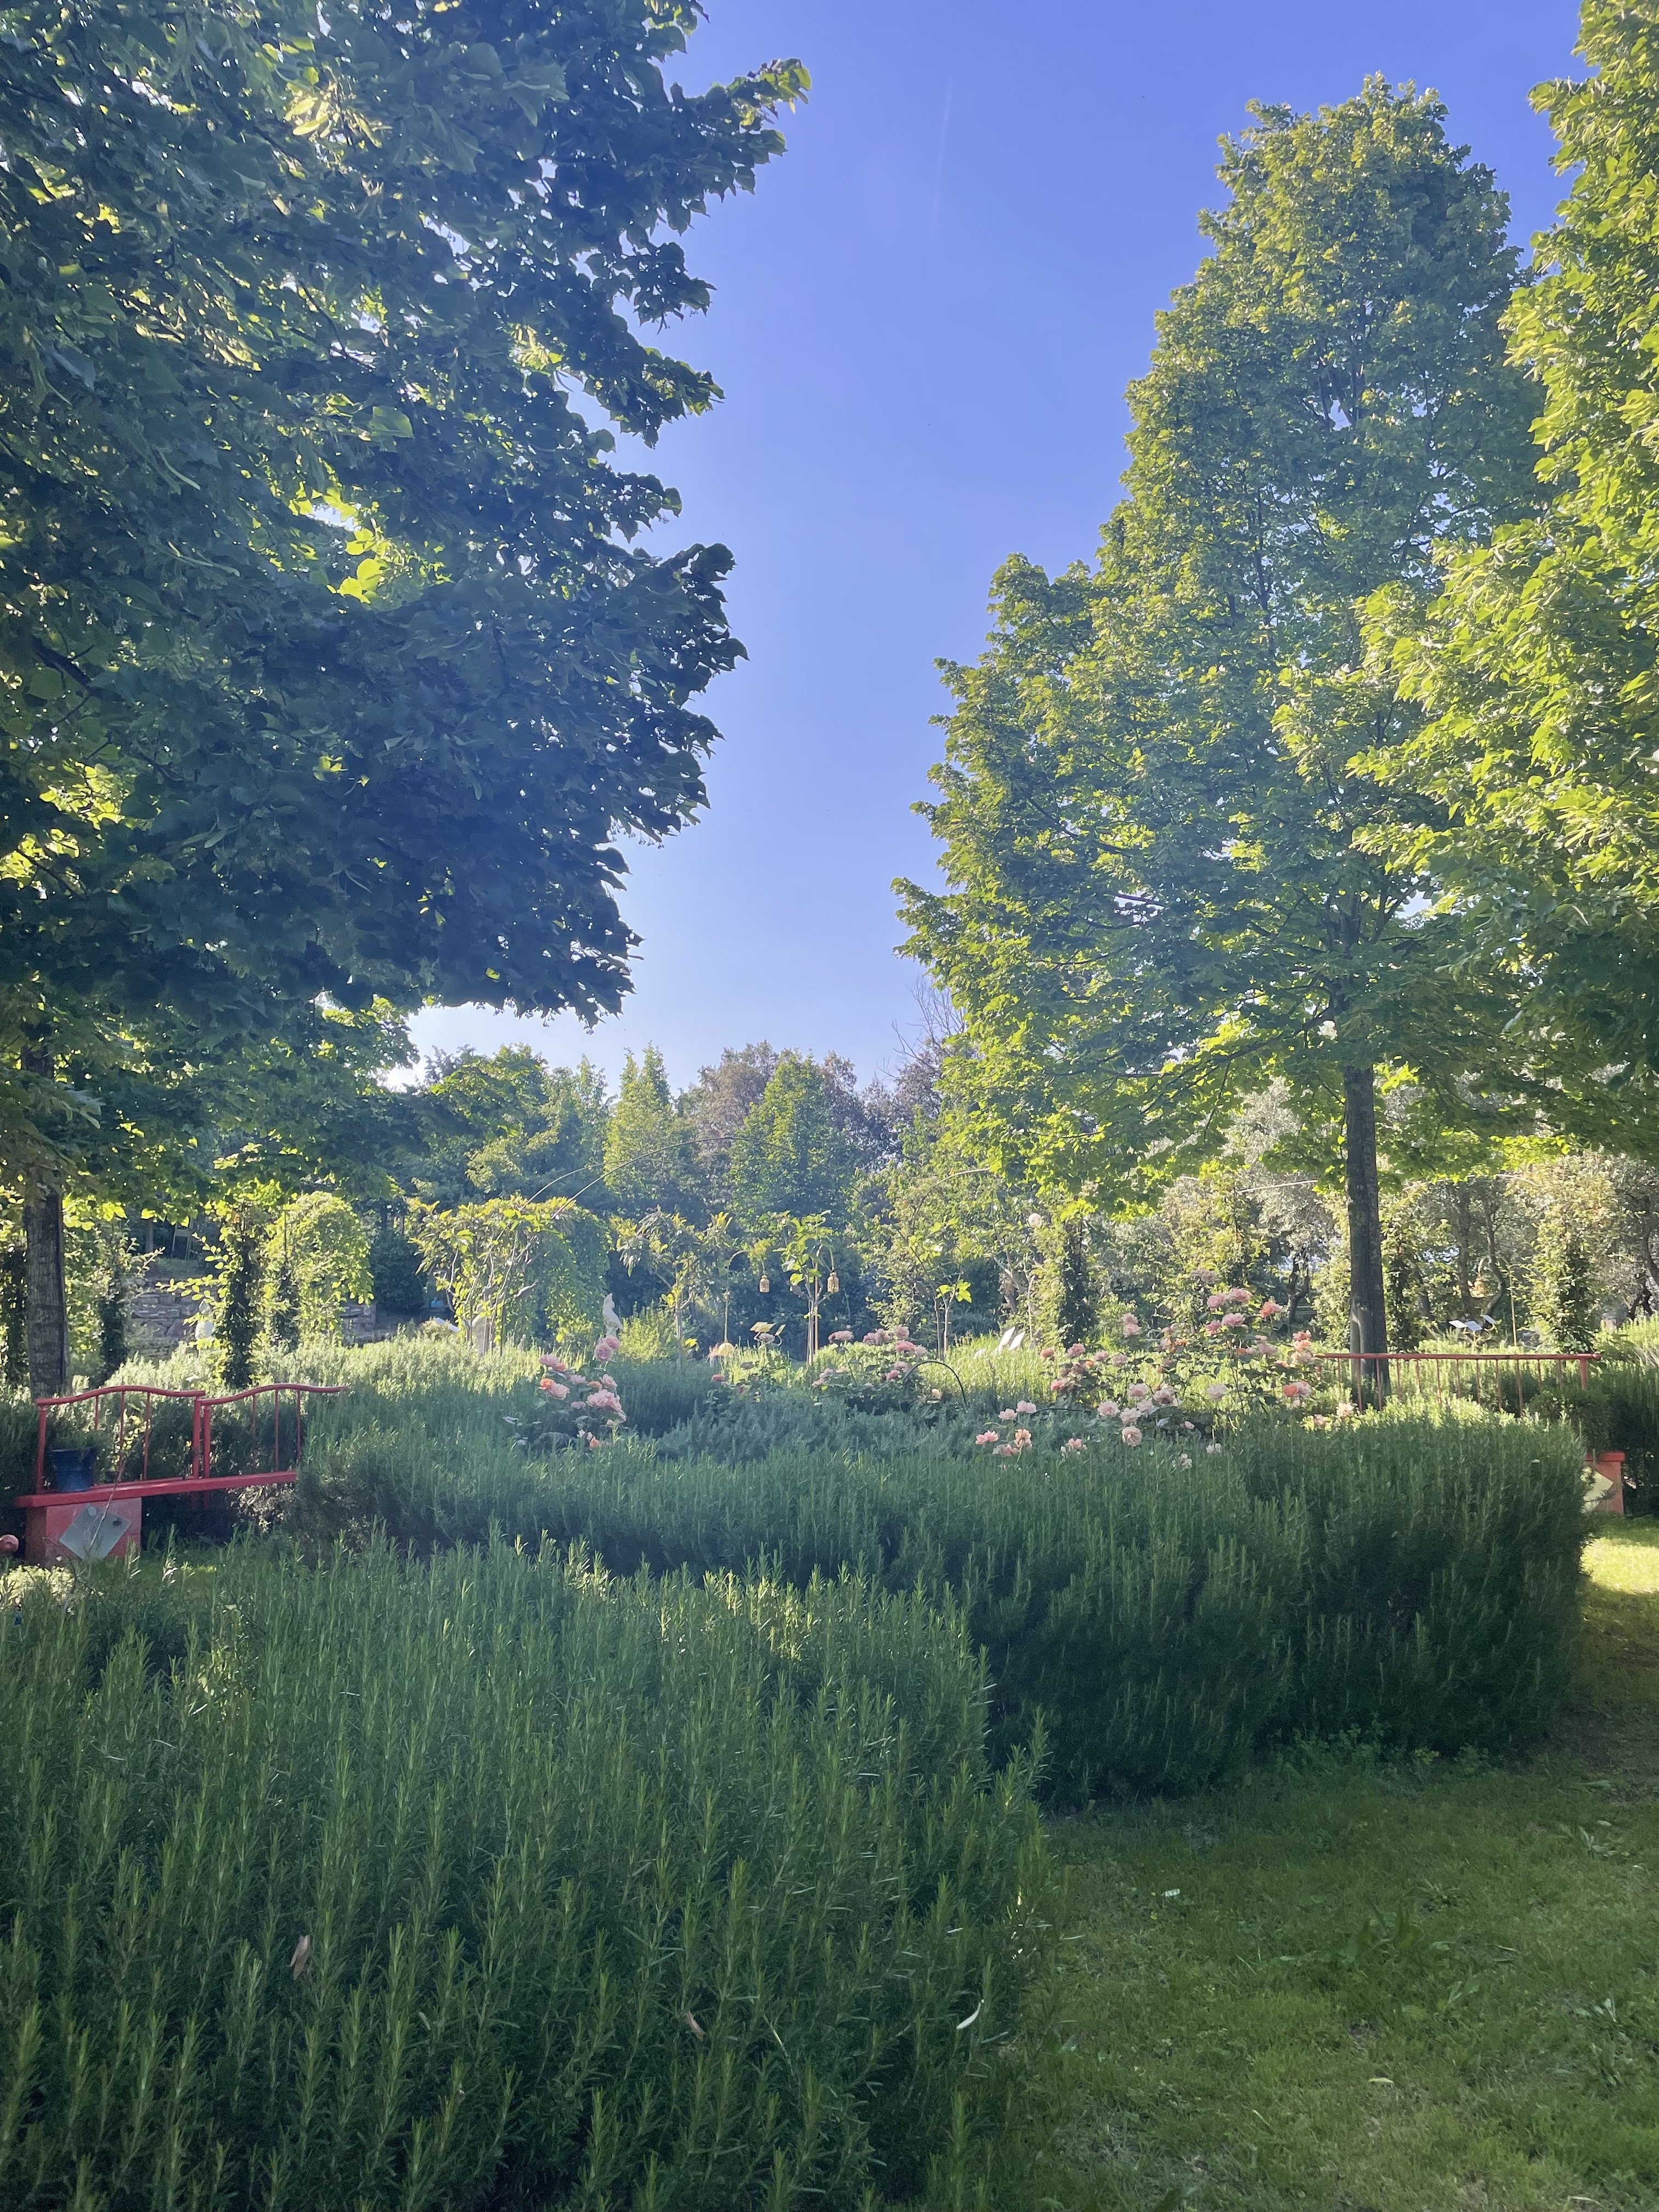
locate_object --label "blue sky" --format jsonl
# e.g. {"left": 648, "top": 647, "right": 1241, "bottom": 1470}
{"left": 410, "top": 0, "right": 1582, "bottom": 1094}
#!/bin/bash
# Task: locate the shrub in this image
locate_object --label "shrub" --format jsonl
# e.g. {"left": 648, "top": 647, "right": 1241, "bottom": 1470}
{"left": 0, "top": 1541, "right": 1049, "bottom": 2208}
{"left": 294, "top": 1359, "right": 1587, "bottom": 1801}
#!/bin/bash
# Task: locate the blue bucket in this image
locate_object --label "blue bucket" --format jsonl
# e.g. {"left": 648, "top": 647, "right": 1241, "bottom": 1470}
{"left": 49, "top": 1444, "right": 99, "bottom": 1492}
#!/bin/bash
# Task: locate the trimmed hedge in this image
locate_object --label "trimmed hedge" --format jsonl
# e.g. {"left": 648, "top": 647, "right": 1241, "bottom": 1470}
{"left": 0, "top": 1541, "right": 1048, "bottom": 2209}
{"left": 297, "top": 1372, "right": 1588, "bottom": 1801}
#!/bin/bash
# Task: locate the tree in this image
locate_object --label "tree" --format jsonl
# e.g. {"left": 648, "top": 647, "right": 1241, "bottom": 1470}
{"left": 0, "top": 0, "right": 803, "bottom": 1380}
{"left": 727, "top": 1055, "right": 861, "bottom": 1227}
{"left": 682, "top": 1043, "right": 780, "bottom": 1196}
{"left": 902, "top": 82, "right": 1541, "bottom": 1384}
{"left": 603, "top": 1047, "right": 702, "bottom": 1219}
{"left": 1368, "top": 4, "right": 1659, "bottom": 1079}
{"left": 417, "top": 1048, "right": 611, "bottom": 1208}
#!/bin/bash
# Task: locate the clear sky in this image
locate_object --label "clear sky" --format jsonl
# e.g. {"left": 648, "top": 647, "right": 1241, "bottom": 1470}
{"left": 409, "top": 0, "right": 1583, "bottom": 1094}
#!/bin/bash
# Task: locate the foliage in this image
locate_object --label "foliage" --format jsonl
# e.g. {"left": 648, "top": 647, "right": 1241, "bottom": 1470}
{"left": 602, "top": 1048, "right": 702, "bottom": 1220}
{"left": 901, "top": 81, "right": 1548, "bottom": 1367}
{"left": 0, "top": 1539, "right": 1049, "bottom": 2208}
{"left": 727, "top": 1054, "right": 864, "bottom": 1226}
{"left": 1368, "top": 3, "right": 1659, "bottom": 1084}
{"left": 0, "top": 0, "right": 807, "bottom": 1096}
{"left": 212, "top": 1202, "right": 269, "bottom": 1390}
{"left": 269, "top": 1193, "right": 371, "bottom": 1342}
{"left": 293, "top": 1346, "right": 1588, "bottom": 1802}
{"left": 367, "top": 1221, "right": 426, "bottom": 1318}
{"left": 1533, "top": 1209, "right": 1599, "bottom": 1353}
{"left": 410, "top": 1198, "right": 603, "bottom": 1346}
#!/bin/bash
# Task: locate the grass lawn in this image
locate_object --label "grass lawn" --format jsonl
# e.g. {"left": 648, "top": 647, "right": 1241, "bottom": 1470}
{"left": 1032, "top": 1520, "right": 1659, "bottom": 2212}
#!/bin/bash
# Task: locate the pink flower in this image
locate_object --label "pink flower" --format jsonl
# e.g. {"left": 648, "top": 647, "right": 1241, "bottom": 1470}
{"left": 1153, "top": 1384, "right": 1176, "bottom": 1405}
{"left": 863, "top": 1330, "right": 888, "bottom": 1345}
{"left": 1293, "top": 1330, "right": 1313, "bottom": 1347}
{"left": 1223, "top": 1286, "right": 1250, "bottom": 1306}
{"left": 975, "top": 1430, "right": 1000, "bottom": 1446}
{"left": 1016, "top": 1400, "right": 1037, "bottom": 1415}
{"left": 1126, "top": 1382, "right": 1149, "bottom": 1404}
{"left": 1039, "top": 1346, "right": 1056, "bottom": 1360}
{"left": 1121, "top": 1314, "right": 1142, "bottom": 1337}
{"left": 1205, "top": 1293, "right": 1226, "bottom": 1312}
{"left": 830, "top": 1330, "right": 854, "bottom": 1343}
{"left": 1203, "top": 1320, "right": 1223, "bottom": 1339}
{"left": 1120, "top": 1425, "right": 1143, "bottom": 1446}
{"left": 1282, "top": 1380, "right": 1311, "bottom": 1402}
{"left": 1256, "top": 1300, "right": 1283, "bottom": 1321}
{"left": 994, "top": 1443, "right": 1015, "bottom": 1456}
{"left": 539, "top": 1379, "right": 570, "bottom": 1399}
{"left": 1062, "top": 1436, "right": 1085, "bottom": 1453}
{"left": 1049, "top": 1376, "right": 1067, "bottom": 1392}
{"left": 999, "top": 1408, "right": 1017, "bottom": 1421}
{"left": 1222, "top": 1312, "right": 1248, "bottom": 1328}
{"left": 883, "top": 1367, "right": 905, "bottom": 1382}
{"left": 541, "top": 1355, "right": 568, "bottom": 1372}
{"left": 1012, "top": 1428, "right": 1033, "bottom": 1451}
{"left": 593, "top": 1334, "right": 620, "bottom": 1361}
{"left": 1205, "top": 1382, "right": 1226, "bottom": 1403}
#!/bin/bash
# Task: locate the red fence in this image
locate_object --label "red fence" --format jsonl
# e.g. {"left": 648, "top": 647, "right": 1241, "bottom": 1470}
{"left": 32, "top": 1381, "right": 344, "bottom": 1493}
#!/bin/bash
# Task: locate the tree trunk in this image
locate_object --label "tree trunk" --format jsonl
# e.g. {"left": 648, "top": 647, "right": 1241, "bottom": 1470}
{"left": 1342, "top": 1064, "right": 1389, "bottom": 1403}
{"left": 24, "top": 1178, "right": 67, "bottom": 1398}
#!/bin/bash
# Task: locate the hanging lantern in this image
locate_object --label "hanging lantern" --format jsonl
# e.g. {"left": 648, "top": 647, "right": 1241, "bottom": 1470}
{"left": 826, "top": 1271, "right": 840, "bottom": 1295}
{"left": 758, "top": 1272, "right": 770, "bottom": 1294}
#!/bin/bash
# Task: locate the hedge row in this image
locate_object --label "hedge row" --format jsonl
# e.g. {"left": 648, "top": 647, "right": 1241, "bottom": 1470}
{"left": 0, "top": 1541, "right": 1048, "bottom": 2210}
{"left": 297, "top": 1361, "right": 1588, "bottom": 1801}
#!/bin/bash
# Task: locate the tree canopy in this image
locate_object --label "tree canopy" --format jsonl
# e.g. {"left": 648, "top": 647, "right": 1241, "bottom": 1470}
{"left": 0, "top": 0, "right": 801, "bottom": 1380}
{"left": 902, "top": 80, "right": 1548, "bottom": 1365}
{"left": 1368, "top": 1, "right": 1659, "bottom": 1076}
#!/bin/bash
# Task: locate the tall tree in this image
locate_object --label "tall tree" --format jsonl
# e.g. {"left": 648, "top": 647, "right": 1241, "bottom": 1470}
{"left": 1369, "top": 3, "right": 1659, "bottom": 1079}
{"left": 0, "top": 0, "right": 803, "bottom": 1384}
{"left": 603, "top": 1046, "right": 701, "bottom": 1220}
{"left": 727, "top": 1054, "right": 861, "bottom": 1226}
{"left": 902, "top": 82, "right": 1542, "bottom": 1378}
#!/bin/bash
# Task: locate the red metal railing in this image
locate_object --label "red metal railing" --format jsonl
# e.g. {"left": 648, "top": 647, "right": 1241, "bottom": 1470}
{"left": 194, "top": 1383, "right": 342, "bottom": 1484}
{"left": 1311, "top": 1348, "right": 1598, "bottom": 1410}
{"left": 32, "top": 1381, "right": 343, "bottom": 1494}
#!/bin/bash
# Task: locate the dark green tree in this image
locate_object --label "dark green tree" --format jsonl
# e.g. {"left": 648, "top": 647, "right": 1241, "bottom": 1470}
{"left": 903, "top": 82, "right": 1542, "bottom": 1383}
{"left": 727, "top": 1056, "right": 861, "bottom": 1227}
{"left": 1370, "top": 4, "right": 1659, "bottom": 1079}
{"left": 0, "top": 0, "right": 803, "bottom": 1381}
{"left": 603, "top": 1047, "right": 702, "bottom": 1220}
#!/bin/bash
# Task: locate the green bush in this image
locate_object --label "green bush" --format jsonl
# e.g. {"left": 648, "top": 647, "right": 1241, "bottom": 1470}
{"left": 0, "top": 1541, "right": 1049, "bottom": 2209}
{"left": 296, "top": 1364, "right": 1587, "bottom": 1801}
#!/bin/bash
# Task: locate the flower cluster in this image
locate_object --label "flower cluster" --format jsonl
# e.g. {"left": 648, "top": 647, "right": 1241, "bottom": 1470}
{"left": 810, "top": 1327, "right": 930, "bottom": 1412}
{"left": 520, "top": 1334, "right": 627, "bottom": 1451}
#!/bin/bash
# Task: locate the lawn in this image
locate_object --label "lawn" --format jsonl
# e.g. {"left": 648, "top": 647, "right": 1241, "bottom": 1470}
{"left": 1035, "top": 1522, "right": 1659, "bottom": 2211}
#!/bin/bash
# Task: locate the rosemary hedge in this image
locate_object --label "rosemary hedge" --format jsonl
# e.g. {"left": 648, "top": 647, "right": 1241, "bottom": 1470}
{"left": 297, "top": 1372, "right": 1588, "bottom": 1801}
{"left": 0, "top": 1543, "right": 1048, "bottom": 2209}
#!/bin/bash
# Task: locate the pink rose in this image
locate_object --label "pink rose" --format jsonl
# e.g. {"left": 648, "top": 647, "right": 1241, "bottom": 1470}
{"left": 539, "top": 1379, "right": 569, "bottom": 1399}
{"left": 1120, "top": 1425, "right": 1142, "bottom": 1446}
{"left": 975, "top": 1430, "right": 1000, "bottom": 1446}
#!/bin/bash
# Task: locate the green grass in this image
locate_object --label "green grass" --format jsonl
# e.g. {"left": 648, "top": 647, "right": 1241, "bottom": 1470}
{"left": 1033, "top": 1521, "right": 1659, "bottom": 2210}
